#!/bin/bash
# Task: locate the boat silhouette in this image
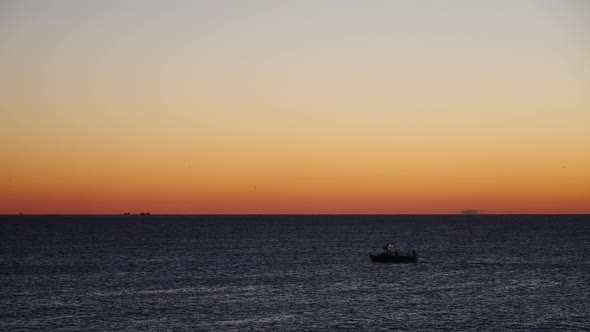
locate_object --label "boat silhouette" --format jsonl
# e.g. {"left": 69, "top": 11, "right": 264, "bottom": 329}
{"left": 369, "top": 243, "right": 417, "bottom": 263}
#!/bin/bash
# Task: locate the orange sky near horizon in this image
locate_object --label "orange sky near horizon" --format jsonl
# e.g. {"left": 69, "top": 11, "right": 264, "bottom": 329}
{"left": 1, "top": 1, "right": 589, "bottom": 214}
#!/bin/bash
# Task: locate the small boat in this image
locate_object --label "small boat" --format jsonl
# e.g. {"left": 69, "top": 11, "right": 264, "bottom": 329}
{"left": 139, "top": 212, "right": 150, "bottom": 216}
{"left": 369, "top": 244, "right": 417, "bottom": 263}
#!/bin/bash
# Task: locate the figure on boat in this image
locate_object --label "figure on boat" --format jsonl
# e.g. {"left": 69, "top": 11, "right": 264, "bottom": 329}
{"left": 369, "top": 243, "right": 417, "bottom": 263}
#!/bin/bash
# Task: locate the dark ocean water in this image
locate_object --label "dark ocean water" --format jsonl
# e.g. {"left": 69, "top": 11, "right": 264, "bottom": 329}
{"left": 1, "top": 215, "right": 589, "bottom": 331}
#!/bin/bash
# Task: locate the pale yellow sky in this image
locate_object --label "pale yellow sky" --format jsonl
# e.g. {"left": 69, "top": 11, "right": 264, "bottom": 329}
{"left": 1, "top": 0, "right": 589, "bottom": 213}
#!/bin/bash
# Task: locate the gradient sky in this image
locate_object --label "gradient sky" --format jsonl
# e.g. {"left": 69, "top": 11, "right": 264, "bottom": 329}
{"left": 1, "top": 0, "right": 589, "bottom": 214}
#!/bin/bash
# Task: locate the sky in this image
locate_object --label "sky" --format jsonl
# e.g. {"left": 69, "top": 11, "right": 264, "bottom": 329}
{"left": 1, "top": 0, "right": 589, "bottom": 214}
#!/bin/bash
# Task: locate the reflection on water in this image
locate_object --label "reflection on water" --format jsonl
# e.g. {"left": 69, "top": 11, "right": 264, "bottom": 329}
{"left": 1, "top": 215, "right": 589, "bottom": 331}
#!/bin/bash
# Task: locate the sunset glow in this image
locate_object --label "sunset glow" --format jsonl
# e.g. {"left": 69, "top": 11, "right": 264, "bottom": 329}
{"left": 1, "top": 1, "right": 589, "bottom": 214}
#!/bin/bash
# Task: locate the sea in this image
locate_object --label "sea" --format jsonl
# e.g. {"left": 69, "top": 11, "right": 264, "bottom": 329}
{"left": 1, "top": 214, "right": 589, "bottom": 331}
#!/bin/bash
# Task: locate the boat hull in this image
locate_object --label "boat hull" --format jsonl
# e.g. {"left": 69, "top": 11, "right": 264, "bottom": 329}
{"left": 369, "top": 254, "right": 417, "bottom": 263}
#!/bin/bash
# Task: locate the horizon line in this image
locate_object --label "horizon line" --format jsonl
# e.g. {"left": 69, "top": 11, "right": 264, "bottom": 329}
{"left": 2, "top": 213, "right": 589, "bottom": 216}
